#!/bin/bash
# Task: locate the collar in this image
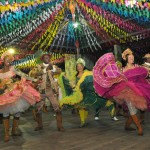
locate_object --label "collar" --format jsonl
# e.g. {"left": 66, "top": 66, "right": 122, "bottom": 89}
{"left": 43, "top": 63, "right": 49, "bottom": 67}
{"left": 144, "top": 62, "right": 150, "bottom": 67}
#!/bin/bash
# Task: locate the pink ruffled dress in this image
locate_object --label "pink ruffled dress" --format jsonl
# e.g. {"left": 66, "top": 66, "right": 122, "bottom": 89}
{"left": 123, "top": 66, "right": 150, "bottom": 110}
{"left": 93, "top": 53, "right": 148, "bottom": 111}
{"left": 0, "top": 67, "right": 41, "bottom": 114}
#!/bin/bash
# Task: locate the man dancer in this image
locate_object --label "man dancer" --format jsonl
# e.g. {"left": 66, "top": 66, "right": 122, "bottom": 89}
{"left": 143, "top": 53, "right": 150, "bottom": 79}
{"left": 140, "top": 53, "right": 150, "bottom": 123}
{"left": 33, "top": 54, "right": 64, "bottom": 132}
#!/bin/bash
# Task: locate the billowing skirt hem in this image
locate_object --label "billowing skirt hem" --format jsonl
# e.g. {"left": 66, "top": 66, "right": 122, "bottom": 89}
{"left": 0, "top": 80, "right": 40, "bottom": 106}
{"left": 113, "top": 86, "right": 147, "bottom": 111}
{"left": 0, "top": 97, "right": 31, "bottom": 114}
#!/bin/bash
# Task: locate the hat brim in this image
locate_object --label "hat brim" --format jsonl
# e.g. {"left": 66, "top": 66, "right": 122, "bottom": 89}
{"left": 143, "top": 54, "right": 150, "bottom": 58}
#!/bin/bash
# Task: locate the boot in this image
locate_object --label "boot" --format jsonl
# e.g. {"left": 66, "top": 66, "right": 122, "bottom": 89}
{"left": 84, "top": 110, "right": 88, "bottom": 125}
{"left": 140, "top": 111, "right": 145, "bottom": 124}
{"left": 56, "top": 111, "right": 65, "bottom": 132}
{"left": 122, "top": 111, "right": 129, "bottom": 118}
{"left": 0, "top": 114, "right": 3, "bottom": 124}
{"left": 32, "top": 109, "right": 37, "bottom": 121}
{"left": 34, "top": 113, "right": 43, "bottom": 131}
{"left": 131, "top": 114, "right": 143, "bottom": 136}
{"left": 12, "top": 117, "right": 21, "bottom": 136}
{"left": 43, "top": 104, "right": 48, "bottom": 113}
{"left": 71, "top": 108, "right": 76, "bottom": 114}
{"left": 79, "top": 109, "right": 86, "bottom": 127}
{"left": 84, "top": 110, "right": 89, "bottom": 122}
{"left": 3, "top": 117, "right": 10, "bottom": 142}
{"left": 125, "top": 116, "right": 136, "bottom": 131}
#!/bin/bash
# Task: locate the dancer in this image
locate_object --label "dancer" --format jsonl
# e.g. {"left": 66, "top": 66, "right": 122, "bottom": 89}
{"left": 93, "top": 53, "right": 150, "bottom": 135}
{"left": 32, "top": 54, "right": 64, "bottom": 132}
{"left": 122, "top": 49, "right": 150, "bottom": 123}
{"left": 0, "top": 51, "right": 40, "bottom": 142}
{"left": 0, "top": 113, "right": 2, "bottom": 124}
{"left": 143, "top": 53, "right": 150, "bottom": 79}
{"left": 114, "top": 61, "right": 128, "bottom": 117}
{"left": 94, "top": 99, "right": 119, "bottom": 121}
{"left": 59, "top": 58, "right": 118, "bottom": 127}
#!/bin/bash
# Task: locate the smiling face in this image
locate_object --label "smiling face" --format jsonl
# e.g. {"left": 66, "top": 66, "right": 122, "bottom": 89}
{"left": 127, "top": 54, "right": 134, "bottom": 64}
{"left": 43, "top": 55, "right": 50, "bottom": 64}
{"left": 4, "top": 56, "right": 12, "bottom": 67}
{"left": 77, "top": 63, "right": 84, "bottom": 72}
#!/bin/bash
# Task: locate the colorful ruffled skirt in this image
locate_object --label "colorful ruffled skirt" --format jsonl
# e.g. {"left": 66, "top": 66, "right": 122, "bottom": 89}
{"left": 0, "top": 78, "right": 41, "bottom": 114}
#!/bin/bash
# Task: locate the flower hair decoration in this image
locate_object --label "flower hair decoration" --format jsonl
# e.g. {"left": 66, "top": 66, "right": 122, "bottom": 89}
{"left": 122, "top": 48, "right": 133, "bottom": 60}
{"left": 1, "top": 51, "right": 14, "bottom": 62}
{"left": 76, "top": 58, "right": 85, "bottom": 67}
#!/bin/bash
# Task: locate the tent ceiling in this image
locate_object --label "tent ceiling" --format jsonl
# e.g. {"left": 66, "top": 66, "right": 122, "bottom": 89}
{"left": 0, "top": 0, "right": 150, "bottom": 55}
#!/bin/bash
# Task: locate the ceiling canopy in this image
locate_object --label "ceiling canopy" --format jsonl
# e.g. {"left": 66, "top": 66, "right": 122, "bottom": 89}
{"left": 0, "top": 0, "right": 150, "bottom": 58}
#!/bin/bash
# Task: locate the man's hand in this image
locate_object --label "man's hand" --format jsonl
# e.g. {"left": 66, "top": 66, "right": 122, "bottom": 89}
{"left": 46, "top": 64, "right": 52, "bottom": 71}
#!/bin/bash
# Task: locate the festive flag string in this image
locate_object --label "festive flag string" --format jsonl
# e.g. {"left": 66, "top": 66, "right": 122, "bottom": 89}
{"left": 0, "top": 1, "right": 65, "bottom": 47}
{"left": 77, "top": 0, "right": 136, "bottom": 44}
{"left": 0, "top": 0, "right": 54, "bottom": 12}
{"left": 89, "top": 2, "right": 145, "bottom": 33}
{"left": 0, "top": 0, "right": 64, "bottom": 35}
{"left": 76, "top": 5, "right": 116, "bottom": 46}
{"left": 101, "top": 0, "right": 150, "bottom": 10}
{"left": 31, "top": 7, "right": 65, "bottom": 51}
{"left": 85, "top": 0, "right": 150, "bottom": 23}
{"left": 18, "top": 3, "right": 65, "bottom": 49}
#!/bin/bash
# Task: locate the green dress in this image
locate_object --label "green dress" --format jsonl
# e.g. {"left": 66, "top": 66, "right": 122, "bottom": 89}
{"left": 58, "top": 70, "right": 115, "bottom": 115}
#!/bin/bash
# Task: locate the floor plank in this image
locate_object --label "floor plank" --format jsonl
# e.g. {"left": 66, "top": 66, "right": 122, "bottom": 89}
{"left": 0, "top": 109, "right": 150, "bottom": 150}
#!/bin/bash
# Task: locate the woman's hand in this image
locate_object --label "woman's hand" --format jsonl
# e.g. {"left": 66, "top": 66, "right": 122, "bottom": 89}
{"left": 69, "top": 81, "right": 76, "bottom": 89}
{"left": 0, "top": 78, "right": 12, "bottom": 87}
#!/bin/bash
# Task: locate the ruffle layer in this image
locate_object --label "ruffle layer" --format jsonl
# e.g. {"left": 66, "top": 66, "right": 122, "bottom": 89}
{"left": 113, "top": 86, "right": 147, "bottom": 111}
{"left": 0, "top": 79, "right": 40, "bottom": 106}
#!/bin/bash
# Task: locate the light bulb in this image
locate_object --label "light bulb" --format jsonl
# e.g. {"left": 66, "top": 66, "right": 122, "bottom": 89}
{"left": 8, "top": 48, "right": 15, "bottom": 54}
{"left": 73, "top": 22, "right": 78, "bottom": 28}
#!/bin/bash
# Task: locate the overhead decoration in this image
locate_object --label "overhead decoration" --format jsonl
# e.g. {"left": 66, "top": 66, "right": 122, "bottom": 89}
{"left": 67, "top": 1, "right": 80, "bottom": 47}
{"left": 65, "top": 54, "right": 77, "bottom": 82}
{"left": 11, "top": 50, "right": 43, "bottom": 68}
{"left": 77, "top": 0, "right": 150, "bottom": 45}
{"left": 0, "top": 46, "right": 8, "bottom": 57}
{"left": 0, "top": 0, "right": 65, "bottom": 47}
{"left": 69, "top": 0, "right": 76, "bottom": 21}
{"left": 0, "top": 0, "right": 53, "bottom": 12}
{"left": 77, "top": 0, "right": 132, "bottom": 43}
{"left": 18, "top": 2, "right": 65, "bottom": 49}
{"left": 0, "top": 46, "right": 8, "bottom": 65}
{"left": 0, "top": 0, "right": 149, "bottom": 58}
{"left": 67, "top": 21, "right": 80, "bottom": 44}
{"left": 11, "top": 50, "right": 65, "bottom": 69}
{"left": 86, "top": 0, "right": 150, "bottom": 23}
{"left": 51, "top": 53, "right": 65, "bottom": 64}
{"left": 31, "top": 7, "right": 65, "bottom": 51}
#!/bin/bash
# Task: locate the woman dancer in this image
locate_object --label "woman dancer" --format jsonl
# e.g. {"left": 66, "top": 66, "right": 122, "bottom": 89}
{"left": 59, "top": 58, "right": 117, "bottom": 127}
{"left": 122, "top": 49, "right": 150, "bottom": 123}
{"left": 93, "top": 53, "right": 150, "bottom": 135}
{"left": 0, "top": 51, "right": 40, "bottom": 142}
{"left": 143, "top": 53, "right": 150, "bottom": 80}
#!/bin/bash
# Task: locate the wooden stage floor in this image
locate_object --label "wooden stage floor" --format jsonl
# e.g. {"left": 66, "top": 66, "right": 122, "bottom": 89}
{"left": 0, "top": 109, "right": 150, "bottom": 150}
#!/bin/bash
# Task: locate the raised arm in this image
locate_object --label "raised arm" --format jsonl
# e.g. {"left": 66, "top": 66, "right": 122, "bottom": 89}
{"left": 13, "top": 67, "right": 37, "bottom": 82}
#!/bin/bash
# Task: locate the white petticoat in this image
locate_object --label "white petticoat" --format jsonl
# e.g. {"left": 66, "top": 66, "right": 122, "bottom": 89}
{"left": 0, "top": 98, "right": 31, "bottom": 115}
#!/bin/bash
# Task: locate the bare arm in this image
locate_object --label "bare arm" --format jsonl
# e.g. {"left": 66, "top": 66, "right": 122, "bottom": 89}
{"left": 13, "top": 67, "right": 37, "bottom": 82}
